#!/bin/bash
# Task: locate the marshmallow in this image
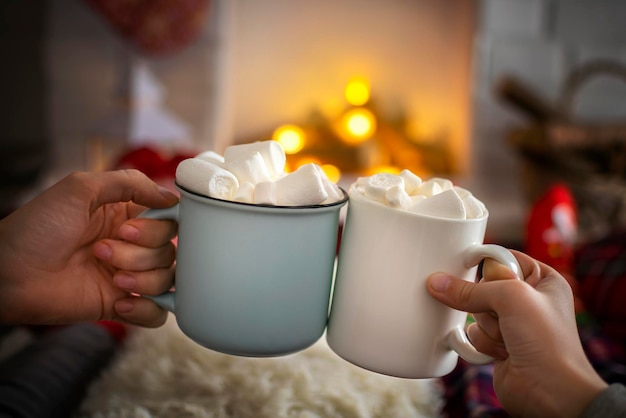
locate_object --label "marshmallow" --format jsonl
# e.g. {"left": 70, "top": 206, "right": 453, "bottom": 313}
{"left": 254, "top": 181, "right": 278, "bottom": 205}
{"left": 195, "top": 150, "right": 225, "bottom": 167}
{"left": 309, "top": 164, "right": 344, "bottom": 203}
{"left": 463, "top": 194, "right": 486, "bottom": 219}
{"left": 233, "top": 181, "right": 255, "bottom": 203}
{"left": 358, "top": 173, "right": 405, "bottom": 204}
{"left": 385, "top": 185, "right": 411, "bottom": 209}
{"left": 351, "top": 171, "right": 488, "bottom": 220}
{"left": 409, "top": 189, "right": 467, "bottom": 219}
{"left": 453, "top": 186, "right": 472, "bottom": 199}
{"left": 399, "top": 169, "right": 422, "bottom": 195}
{"left": 176, "top": 158, "right": 239, "bottom": 200}
{"left": 416, "top": 180, "right": 442, "bottom": 197}
{"left": 430, "top": 177, "right": 454, "bottom": 191}
{"left": 177, "top": 140, "right": 344, "bottom": 206}
{"left": 226, "top": 152, "right": 272, "bottom": 185}
{"left": 409, "top": 194, "right": 427, "bottom": 209}
{"left": 273, "top": 164, "right": 328, "bottom": 206}
{"left": 224, "top": 141, "right": 286, "bottom": 179}
{"left": 322, "top": 178, "right": 344, "bottom": 204}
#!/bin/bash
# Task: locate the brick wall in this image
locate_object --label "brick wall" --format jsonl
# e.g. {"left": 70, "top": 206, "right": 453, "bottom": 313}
{"left": 470, "top": 0, "right": 626, "bottom": 243}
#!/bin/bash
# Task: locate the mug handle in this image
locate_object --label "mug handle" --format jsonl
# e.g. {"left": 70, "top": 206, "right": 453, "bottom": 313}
{"left": 445, "top": 244, "right": 523, "bottom": 365}
{"left": 136, "top": 205, "right": 180, "bottom": 312}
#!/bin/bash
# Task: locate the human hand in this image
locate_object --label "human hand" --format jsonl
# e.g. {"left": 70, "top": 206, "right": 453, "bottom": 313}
{"left": 427, "top": 250, "right": 607, "bottom": 417}
{"left": 0, "top": 170, "right": 179, "bottom": 327}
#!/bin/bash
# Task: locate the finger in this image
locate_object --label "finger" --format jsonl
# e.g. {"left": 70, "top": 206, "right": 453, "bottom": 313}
{"left": 114, "top": 296, "right": 169, "bottom": 328}
{"left": 80, "top": 170, "right": 178, "bottom": 213}
{"left": 467, "top": 322, "right": 509, "bottom": 360}
{"left": 508, "top": 250, "right": 562, "bottom": 288}
{"left": 427, "top": 272, "right": 531, "bottom": 314}
{"left": 113, "top": 266, "right": 175, "bottom": 296}
{"left": 472, "top": 312, "right": 503, "bottom": 342}
{"left": 94, "top": 240, "right": 176, "bottom": 271}
{"left": 118, "top": 218, "right": 178, "bottom": 248}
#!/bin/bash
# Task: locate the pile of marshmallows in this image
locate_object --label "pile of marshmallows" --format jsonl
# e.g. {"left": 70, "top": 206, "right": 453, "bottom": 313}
{"left": 353, "top": 172, "right": 486, "bottom": 220}
{"left": 176, "top": 139, "right": 486, "bottom": 220}
{"left": 176, "top": 140, "right": 343, "bottom": 206}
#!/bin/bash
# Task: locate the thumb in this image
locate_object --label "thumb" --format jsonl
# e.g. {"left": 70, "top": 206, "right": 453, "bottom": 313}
{"left": 427, "top": 272, "right": 495, "bottom": 314}
{"left": 87, "top": 170, "right": 179, "bottom": 213}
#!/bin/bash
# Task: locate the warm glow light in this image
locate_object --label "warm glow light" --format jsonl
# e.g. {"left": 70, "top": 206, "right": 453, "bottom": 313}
{"left": 340, "top": 108, "right": 376, "bottom": 145}
{"left": 295, "top": 156, "right": 321, "bottom": 168}
{"left": 366, "top": 165, "right": 401, "bottom": 175}
{"left": 321, "top": 164, "right": 341, "bottom": 183}
{"left": 345, "top": 77, "right": 370, "bottom": 106}
{"left": 273, "top": 125, "right": 306, "bottom": 154}
{"left": 406, "top": 119, "right": 439, "bottom": 145}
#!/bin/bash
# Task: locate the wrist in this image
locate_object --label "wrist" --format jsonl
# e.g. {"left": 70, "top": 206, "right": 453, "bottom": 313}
{"left": 547, "top": 357, "right": 608, "bottom": 417}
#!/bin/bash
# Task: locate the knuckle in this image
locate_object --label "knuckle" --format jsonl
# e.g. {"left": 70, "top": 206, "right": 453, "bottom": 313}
{"left": 496, "top": 279, "right": 534, "bottom": 309}
{"left": 64, "top": 171, "right": 93, "bottom": 193}
{"left": 456, "top": 280, "right": 476, "bottom": 305}
{"left": 120, "top": 168, "right": 143, "bottom": 180}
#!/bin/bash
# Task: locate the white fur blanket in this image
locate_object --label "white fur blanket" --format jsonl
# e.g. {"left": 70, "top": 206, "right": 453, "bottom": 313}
{"left": 78, "top": 317, "right": 443, "bottom": 417}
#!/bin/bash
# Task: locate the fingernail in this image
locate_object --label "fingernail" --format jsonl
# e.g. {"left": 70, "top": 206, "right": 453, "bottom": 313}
{"left": 430, "top": 273, "right": 451, "bottom": 292}
{"left": 93, "top": 242, "right": 112, "bottom": 261}
{"left": 115, "top": 299, "right": 134, "bottom": 314}
{"left": 119, "top": 224, "right": 140, "bottom": 241}
{"left": 114, "top": 274, "right": 137, "bottom": 291}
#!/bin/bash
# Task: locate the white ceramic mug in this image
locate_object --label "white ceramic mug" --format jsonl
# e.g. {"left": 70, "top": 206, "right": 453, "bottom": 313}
{"left": 326, "top": 190, "right": 522, "bottom": 378}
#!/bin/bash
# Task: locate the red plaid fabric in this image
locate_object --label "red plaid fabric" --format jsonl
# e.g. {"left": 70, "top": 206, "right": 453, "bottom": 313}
{"left": 440, "top": 318, "right": 626, "bottom": 417}
{"left": 575, "top": 229, "right": 626, "bottom": 347}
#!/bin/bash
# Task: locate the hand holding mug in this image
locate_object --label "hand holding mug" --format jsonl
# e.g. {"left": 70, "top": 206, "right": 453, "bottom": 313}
{"left": 0, "top": 170, "right": 179, "bottom": 326}
{"left": 427, "top": 251, "right": 608, "bottom": 417}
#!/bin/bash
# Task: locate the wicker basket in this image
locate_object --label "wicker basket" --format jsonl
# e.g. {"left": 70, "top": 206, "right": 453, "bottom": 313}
{"left": 507, "top": 60, "right": 626, "bottom": 241}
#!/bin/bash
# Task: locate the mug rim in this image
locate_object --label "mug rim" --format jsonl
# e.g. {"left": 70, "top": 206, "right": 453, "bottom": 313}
{"left": 175, "top": 182, "right": 349, "bottom": 210}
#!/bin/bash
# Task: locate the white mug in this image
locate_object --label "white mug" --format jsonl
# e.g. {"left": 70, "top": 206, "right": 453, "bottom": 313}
{"left": 326, "top": 190, "right": 522, "bottom": 378}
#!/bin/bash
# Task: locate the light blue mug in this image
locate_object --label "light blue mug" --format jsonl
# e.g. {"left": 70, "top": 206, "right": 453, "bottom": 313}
{"left": 141, "top": 184, "right": 348, "bottom": 357}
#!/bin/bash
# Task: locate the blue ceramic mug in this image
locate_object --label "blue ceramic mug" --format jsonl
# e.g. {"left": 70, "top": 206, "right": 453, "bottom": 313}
{"left": 141, "top": 184, "right": 348, "bottom": 357}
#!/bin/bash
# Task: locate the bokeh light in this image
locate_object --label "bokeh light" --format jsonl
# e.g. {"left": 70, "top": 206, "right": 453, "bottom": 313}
{"left": 321, "top": 163, "right": 341, "bottom": 183}
{"left": 273, "top": 124, "right": 306, "bottom": 154}
{"left": 345, "top": 77, "right": 370, "bottom": 106}
{"left": 340, "top": 108, "right": 376, "bottom": 144}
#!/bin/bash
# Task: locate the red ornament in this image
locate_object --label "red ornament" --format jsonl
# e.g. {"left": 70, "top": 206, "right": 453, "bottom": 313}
{"left": 525, "top": 183, "right": 578, "bottom": 273}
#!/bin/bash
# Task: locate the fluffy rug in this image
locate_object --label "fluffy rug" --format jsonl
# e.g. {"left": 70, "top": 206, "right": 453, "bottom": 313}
{"left": 78, "top": 316, "right": 443, "bottom": 417}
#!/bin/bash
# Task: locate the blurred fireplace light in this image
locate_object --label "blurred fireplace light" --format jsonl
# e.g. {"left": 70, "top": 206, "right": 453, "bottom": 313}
{"left": 367, "top": 165, "right": 401, "bottom": 175}
{"left": 295, "top": 155, "right": 322, "bottom": 167}
{"left": 345, "top": 77, "right": 370, "bottom": 106}
{"left": 273, "top": 124, "right": 306, "bottom": 154}
{"left": 406, "top": 118, "right": 440, "bottom": 145}
{"left": 286, "top": 155, "right": 321, "bottom": 174}
{"left": 262, "top": 76, "right": 454, "bottom": 179}
{"left": 321, "top": 163, "right": 341, "bottom": 183}
{"left": 339, "top": 107, "right": 376, "bottom": 145}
